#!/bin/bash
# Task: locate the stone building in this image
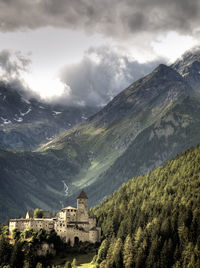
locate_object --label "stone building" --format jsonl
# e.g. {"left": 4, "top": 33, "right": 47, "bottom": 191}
{"left": 9, "top": 191, "right": 101, "bottom": 245}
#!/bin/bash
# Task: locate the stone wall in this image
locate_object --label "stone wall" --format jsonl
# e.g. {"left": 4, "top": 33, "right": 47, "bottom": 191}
{"left": 9, "top": 219, "right": 54, "bottom": 233}
{"left": 9, "top": 219, "right": 31, "bottom": 233}
{"left": 89, "top": 229, "right": 99, "bottom": 244}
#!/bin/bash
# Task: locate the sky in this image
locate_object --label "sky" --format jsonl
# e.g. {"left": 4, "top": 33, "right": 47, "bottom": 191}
{"left": 0, "top": 0, "right": 199, "bottom": 107}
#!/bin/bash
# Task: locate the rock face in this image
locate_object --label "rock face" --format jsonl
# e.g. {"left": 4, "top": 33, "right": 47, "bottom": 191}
{"left": 172, "top": 46, "right": 200, "bottom": 91}
{"left": 0, "top": 82, "right": 98, "bottom": 150}
{"left": 1, "top": 48, "right": 200, "bottom": 222}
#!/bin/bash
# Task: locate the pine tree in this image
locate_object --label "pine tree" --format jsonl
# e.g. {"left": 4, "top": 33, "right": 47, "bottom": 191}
{"left": 112, "top": 238, "right": 123, "bottom": 268}
{"left": 123, "top": 235, "right": 133, "bottom": 268}
{"left": 105, "top": 238, "right": 115, "bottom": 268}
{"left": 96, "top": 239, "right": 109, "bottom": 264}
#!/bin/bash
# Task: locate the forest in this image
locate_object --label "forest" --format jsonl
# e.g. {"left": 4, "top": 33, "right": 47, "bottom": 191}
{"left": 92, "top": 144, "right": 200, "bottom": 267}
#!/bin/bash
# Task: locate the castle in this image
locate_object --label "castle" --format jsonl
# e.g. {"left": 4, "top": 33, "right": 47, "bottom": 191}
{"left": 9, "top": 191, "right": 101, "bottom": 245}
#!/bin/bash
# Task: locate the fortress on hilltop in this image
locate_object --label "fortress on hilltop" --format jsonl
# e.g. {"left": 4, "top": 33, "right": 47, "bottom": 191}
{"left": 9, "top": 191, "right": 101, "bottom": 245}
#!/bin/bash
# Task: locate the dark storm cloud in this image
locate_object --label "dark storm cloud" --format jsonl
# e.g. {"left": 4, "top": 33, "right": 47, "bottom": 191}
{"left": 58, "top": 46, "right": 165, "bottom": 107}
{"left": 0, "top": 0, "right": 199, "bottom": 38}
{"left": 0, "top": 50, "right": 39, "bottom": 99}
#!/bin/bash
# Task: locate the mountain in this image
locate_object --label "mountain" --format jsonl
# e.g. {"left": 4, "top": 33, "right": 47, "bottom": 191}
{"left": 0, "top": 81, "right": 97, "bottom": 149}
{"left": 85, "top": 92, "right": 200, "bottom": 203}
{"left": 172, "top": 46, "right": 200, "bottom": 91}
{"left": 38, "top": 64, "right": 195, "bottom": 202}
{"left": 91, "top": 144, "right": 200, "bottom": 268}
{"left": 1, "top": 60, "right": 200, "bottom": 222}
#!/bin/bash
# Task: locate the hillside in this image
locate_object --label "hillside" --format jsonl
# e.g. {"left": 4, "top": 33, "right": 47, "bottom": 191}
{"left": 92, "top": 144, "right": 200, "bottom": 268}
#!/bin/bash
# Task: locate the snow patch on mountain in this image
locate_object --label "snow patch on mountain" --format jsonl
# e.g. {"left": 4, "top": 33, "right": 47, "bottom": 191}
{"left": 53, "top": 111, "right": 62, "bottom": 115}
{"left": 1, "top": 117, "right": 11, "bottom": 124}
{"left": 20, "top": 107, "right": 32, "bottom": 116}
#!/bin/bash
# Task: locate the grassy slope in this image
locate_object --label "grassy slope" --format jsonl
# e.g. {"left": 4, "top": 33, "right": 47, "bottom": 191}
{"left": 50, "top": 251, "right": 96, "bottom": 267}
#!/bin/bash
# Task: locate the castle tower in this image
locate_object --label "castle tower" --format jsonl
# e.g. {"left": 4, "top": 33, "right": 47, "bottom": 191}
{"left": 77, "top": 190, "right": 89, "bottom": 222}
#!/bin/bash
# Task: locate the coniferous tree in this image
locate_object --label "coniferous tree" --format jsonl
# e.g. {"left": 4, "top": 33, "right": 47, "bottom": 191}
{"left": 112, "top": 238, "right": 123, "bottom": 268}
{"left": 123, "top": 235, "right": 133, "bottom": 268}
{"left": 96, "top": 239, "right": 109, "bottom": 264}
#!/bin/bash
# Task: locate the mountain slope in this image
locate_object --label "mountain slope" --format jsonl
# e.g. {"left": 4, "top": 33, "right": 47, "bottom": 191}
{"left": 1, "top": 63, "right": 198, "bottom": 222}
{"left": 84, "top": 93, "right": 200, "bottom": 204}
{"left": 38, "top": 64, "right": 193, "bottom": 203}
{"left": 0, "top": 81, "right": 97, "bottom": 149}
{"left": 92, "top": 144, "right": 200, "bottom": 267}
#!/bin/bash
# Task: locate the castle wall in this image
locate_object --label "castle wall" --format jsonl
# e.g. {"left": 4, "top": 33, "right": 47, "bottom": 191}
{"left": 9, "top": 219, "right": 31, "bottom": 233}
{"left": 59, "top": 208, "right": 77, "bottom": 222}
{"left": 89, "top": 217, "right": 97, "bottom": 229}
{"left": 9, "top": 219, "right": 54, "bottom": 234}
{"left": 89, "top": 230, "right": 99, "bottom": 244}
{"left": 30, "top": 219, "right": 54, "bottom": 232}
{"left": 64, "top": 228, "right": 89, "bottom": 246}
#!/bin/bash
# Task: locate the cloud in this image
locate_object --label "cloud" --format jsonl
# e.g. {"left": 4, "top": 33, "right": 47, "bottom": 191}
{"left": 58, "top": 46, "right": 166, "bottom": 107}
{"left": 0, "top": 0, "right": 200, "bottom": 40}
{"left": 0, "top": 49, "right": 39, "bottom": 99}
{"left": 0, "top": 47, "right": 166, "bottom": 107}
{"left": 0, "top": 50, "right": 30, "bottom": 77}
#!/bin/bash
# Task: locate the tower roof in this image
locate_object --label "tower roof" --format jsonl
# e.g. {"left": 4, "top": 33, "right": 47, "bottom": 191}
{"left": 77, "top": 190, "right": 88, "bottom": 199}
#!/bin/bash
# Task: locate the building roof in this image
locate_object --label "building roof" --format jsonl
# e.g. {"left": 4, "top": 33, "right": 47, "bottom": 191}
{"left": 77, "top": 190, "right": 88, "bottom": 199}
{"left": 62, "top": 206, "right": 77, "bottom": 210}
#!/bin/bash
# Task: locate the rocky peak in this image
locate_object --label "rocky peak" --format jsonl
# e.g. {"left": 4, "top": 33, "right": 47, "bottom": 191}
{"left": 90, "top": 63, "right": 191, "bottom": 127}
{"left": 172, "top": 46, "right": 200, "bottom": 91}
{"left": 143, "top": 64, "right": 185, "bottom": 86}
